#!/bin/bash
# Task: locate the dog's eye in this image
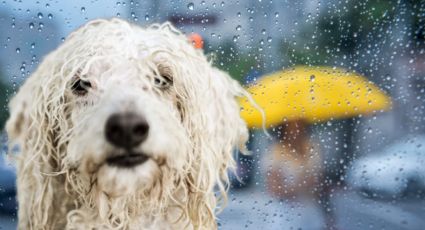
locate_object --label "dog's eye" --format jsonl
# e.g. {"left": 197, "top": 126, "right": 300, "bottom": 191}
{"left": 71, "top": 79, "right": 92, "bottom": 95}
{"left": 153, "top": 75, "right": 172, "bottom": 89}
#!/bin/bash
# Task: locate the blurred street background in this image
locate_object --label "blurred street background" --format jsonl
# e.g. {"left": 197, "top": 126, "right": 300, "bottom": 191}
{"left": 0, "top": 0, "right": 425, "bottom": 229}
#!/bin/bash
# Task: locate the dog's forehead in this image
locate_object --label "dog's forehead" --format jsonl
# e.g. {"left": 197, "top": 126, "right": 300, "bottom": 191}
{"left": 61, "top": 19, "right": 203, "bottom": 83}
{"left": 67, "top": 27, "right": 185, "bottom": 71}
{"left": 75, "top": 21, "right": 183, "bottom": 54}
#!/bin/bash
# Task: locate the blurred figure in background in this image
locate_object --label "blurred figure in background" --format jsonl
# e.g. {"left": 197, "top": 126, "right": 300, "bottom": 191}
{"left": 265, "top": 120, "right": 337, "bottom": 229}
{"left": 265, "top": 120, "right": 321, "bottom": 199}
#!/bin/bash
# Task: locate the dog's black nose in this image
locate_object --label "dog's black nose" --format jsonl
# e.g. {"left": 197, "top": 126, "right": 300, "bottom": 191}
{"left": 105, "top": 112, "right": 149, "bottom": 148}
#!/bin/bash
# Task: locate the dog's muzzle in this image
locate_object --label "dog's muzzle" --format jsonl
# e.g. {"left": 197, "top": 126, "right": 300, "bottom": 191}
{"left": 105, "top": 112, "right": 150, "bottom": 167}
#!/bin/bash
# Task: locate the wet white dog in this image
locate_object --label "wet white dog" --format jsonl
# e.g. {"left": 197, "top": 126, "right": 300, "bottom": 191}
{"left": 6, "top": 18, "right": 249, "bottom": 229}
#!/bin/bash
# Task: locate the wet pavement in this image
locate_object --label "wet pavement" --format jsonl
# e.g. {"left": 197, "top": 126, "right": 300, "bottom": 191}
{"left": 218, "top": 188, "right": 425, "bottom": 230}
{"left": 0, "top": 188, "right": 424, "bottom": 229}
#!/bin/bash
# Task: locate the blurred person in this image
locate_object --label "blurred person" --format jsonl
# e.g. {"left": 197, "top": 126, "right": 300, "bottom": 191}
{"left": 265, "top": 120, "right": 338, "bottom": 229}
{"left": 265, "top": 120, "right": 321, "bottom": 198}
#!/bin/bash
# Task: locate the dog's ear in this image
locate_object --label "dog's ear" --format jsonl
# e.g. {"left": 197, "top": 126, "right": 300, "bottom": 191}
{"left": 179, "top": 66, "right": 249, "bottom": 227}
{"left": 209, "top": 68, "right": 249, "bottom": 153}
{"left": 206, "top": 67, "right": 249, "bottom": 185}
{"left": 6, "top": 65, "right": 70, "bottom": 228}
{"left": 6, "top": 80, "right": 33, "bottom": 144}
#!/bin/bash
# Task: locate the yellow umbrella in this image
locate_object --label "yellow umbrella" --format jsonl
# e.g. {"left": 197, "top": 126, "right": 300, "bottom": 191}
{"left": 240, "top": 66, "right": 392, "bottom": 128}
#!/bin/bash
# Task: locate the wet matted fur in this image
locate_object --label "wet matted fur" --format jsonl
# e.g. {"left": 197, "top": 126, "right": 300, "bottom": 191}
{"left": 6, "top": 18, "right": 249, "bottom": 229}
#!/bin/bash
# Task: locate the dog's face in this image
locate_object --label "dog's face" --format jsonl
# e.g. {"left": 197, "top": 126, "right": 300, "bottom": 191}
{"left": 7, "top": 18, "right": 248, "bottom": 207}
{"left": 66, "top": 54, "right": 190, "bottom": 196}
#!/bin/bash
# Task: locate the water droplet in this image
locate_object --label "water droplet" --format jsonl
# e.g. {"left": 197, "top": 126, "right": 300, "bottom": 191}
{"left": 310, "top": 75, "right": 315, "bottom": 82}
{"left": 367, "top": 127, "right": 373, "bottom": 133}
{"left": 48, "top": 13, "right": 53, "bottom": 19}
{"left": 37, "top": 12, "right": 43, "bottom": 19}
{"left": 145, "top": 15, "right": 149, "bottom": 21}
{"left": 187, "top": 3, "right": 194, "bottom": 10}
{"left": 81, "top": 7, "right": 86, "bottom": 12}
{"left": 236, "top": 25, "right": 242, "bottom": 31}
{"left": 29, "top": 22, "right": 34, "bottom": 29}
{"left": 16, "top": 48, "right": 20, "bottom": 53}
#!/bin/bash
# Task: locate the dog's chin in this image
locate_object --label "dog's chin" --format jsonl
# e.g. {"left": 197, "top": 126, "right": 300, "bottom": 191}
{"left": 96, "top": 158, "right": 159, "bottom": 197}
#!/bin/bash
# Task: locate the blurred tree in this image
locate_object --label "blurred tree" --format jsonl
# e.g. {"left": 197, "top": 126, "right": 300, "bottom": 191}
{"left": 281, "top": 0, "right": 398, "bottom": 67}
{"left": 0, "top": 72, "right": 11, "bottom": 130}
{"left": 207, "top": 40, "right": 257, "bottom": 83}
{"left": 411, "top": 0, "right": 425, "bottom": 47}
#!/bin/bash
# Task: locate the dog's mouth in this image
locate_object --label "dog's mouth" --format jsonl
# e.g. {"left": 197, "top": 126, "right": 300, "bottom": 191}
{"left": 106, "top": 152, "right": 149, "bottom": 168}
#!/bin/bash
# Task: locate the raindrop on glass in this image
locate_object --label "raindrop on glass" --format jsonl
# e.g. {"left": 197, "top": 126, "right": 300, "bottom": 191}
{"left": 367, "top": 127, "right": 373, "bottom": 133}
{"left": 187, "top": 3, "right": 194, "bottom": 10}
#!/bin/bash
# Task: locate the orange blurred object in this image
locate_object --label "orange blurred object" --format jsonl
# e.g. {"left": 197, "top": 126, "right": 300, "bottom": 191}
{"left": 188, "top": 33, "right": 203, "bottom": 49}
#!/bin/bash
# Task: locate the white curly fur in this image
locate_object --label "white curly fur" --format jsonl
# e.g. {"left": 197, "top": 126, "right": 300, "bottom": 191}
{"left": 6, "top": 18, "right": 250, "bottom": 230}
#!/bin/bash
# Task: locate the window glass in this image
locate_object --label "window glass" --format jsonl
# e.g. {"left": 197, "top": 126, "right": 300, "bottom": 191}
{"left": 1, "top": 1, "right": 424, "bottom": 229}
